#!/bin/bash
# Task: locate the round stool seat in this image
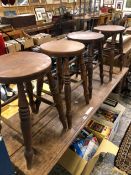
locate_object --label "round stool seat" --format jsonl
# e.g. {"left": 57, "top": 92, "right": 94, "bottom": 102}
{"left": 40, "top": 39, "right": 85, "bottom": 57}
{"left": 67, "top": 31, "right": 104, "bottom": 43}
{"left": 0, "top": 52, "right": 51, "bottom": 83}
{"left": 94, "top": 25, "right": 125, "bottom": 33}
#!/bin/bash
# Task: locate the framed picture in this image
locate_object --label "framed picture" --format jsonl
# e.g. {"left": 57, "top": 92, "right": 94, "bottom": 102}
{"left": 36, "top": 11, "right": 43, "bottom": 21}
{"left": 104, "top": 0, "right": 114, "bottom": 5}
{"left": 4, "top": 10, "right": 16, "bottom": 16}
{"left": 17, "top": 0, "right": 28, "bottom": 5}
{"left": 115, "top": 0, "right": 124, "bottom": 10}
{"left": 47, "top": 11, "right": 53, "bottom": 20}
{"left": 35, "top": 7, "right": 46, "bottom": 21}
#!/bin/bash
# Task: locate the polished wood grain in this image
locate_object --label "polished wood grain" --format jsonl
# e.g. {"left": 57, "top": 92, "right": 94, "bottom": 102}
{"left": 67, "top": 31, "right": 104, "bottom": 98}
{"left": 0, "top": 51, "right": 66, "bottom": 169}
{"left": 94, "top": 25, "right": 125, "bottom": 33}
{"left": 0, "top": 52, "right": 51, "bottom": 84}
{"left": 40, "top": 39, "right": 85, "bottom": 57}
{"left": 41, "top": 39, "right": 89, "bottom": 128}
{"left": 67, "top": 31, "right": 104, "bottom": 43}
{"left": 6, "top": 66, "right": 128, "bottom": 175}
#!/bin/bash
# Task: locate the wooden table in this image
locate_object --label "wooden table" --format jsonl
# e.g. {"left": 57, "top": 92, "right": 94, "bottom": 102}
{"left": 74, "top": 15, "right": 91, "bottom": 30}
{"left": 94, "top": 25, "right": 125, "bottom": 81}
{"left": 40, "top": 39, "right": 89, "bottom": 128}
{"left": 4, "top": 66, "right": 128, "bottom": 175}
{"left": 0, "top": 51, "right": 66, "bottom": 169}
{"left": 67, "top": 31, "right": 104, "bottom": 98}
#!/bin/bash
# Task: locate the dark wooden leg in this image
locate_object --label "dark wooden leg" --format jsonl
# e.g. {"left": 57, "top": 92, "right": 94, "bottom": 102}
{"left": 35, "top": 77, "right": 44, "bottom": 114}
{"left": 109, "top": 34, "right": 116, "bottom": 81}
{"left": 47, "top": 71, "right": 67, "bottom": 129}
{"left": 79, "top": 54, "right": 89, "bottom": 104}
{"left": 57, "top": 58, "right": 63, "bottom": 93}
{"left": 17, "top": 82, "right": 33, "bottom": 170}
{"left": 98, "top": 40, "right": 104, "bottom": 84}
{"left": 75, "top": 58, "right": 80, "bottom": 78}
{"left": 63, "top": 58, "right": 72, "bottom": 129}
{"left": 25, "top": 81, "right": 36, "bottom": 113}
{"left": 87, "top": 43, "right": 93, "bottom": 99}
{"left": 119, "top": 32, "right": 123, "bottom": 71}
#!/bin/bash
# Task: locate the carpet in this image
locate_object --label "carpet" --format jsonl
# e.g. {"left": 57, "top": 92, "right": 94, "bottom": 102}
{"left": 114, "top": 123, "right": 131, "bottom": 175}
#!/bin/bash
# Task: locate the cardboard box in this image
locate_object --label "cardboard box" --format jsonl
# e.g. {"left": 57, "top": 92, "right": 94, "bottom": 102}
{"left": 59, "top": 139, "right": 118, "bottom": 175}
{"left": 32, "top": 33, "right": 52, "bottom": 45}
{"left": 6, "top": 40, "right": 21, "bottom": 51}
{"left": 5, "top": 42, "right": 16, "bottom": 53}
{"left": 86, "top": 102, "right": 125, "bottom": 141}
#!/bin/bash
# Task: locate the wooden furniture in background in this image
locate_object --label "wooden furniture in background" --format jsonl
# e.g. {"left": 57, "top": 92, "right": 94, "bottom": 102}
{"left": 67, "top": 31, "right": 104, "bottom": 98}
{"left": 94, "top": 25, "right": 125, "bottom": 81}
{"left": 125, "top": 27, "right": 131, "bottom": 34}
{"left": 40, "top": 39, "right": 89, "bottom": 128}
{"left": 0, "top": 51, "right": 66, "bottom": 169}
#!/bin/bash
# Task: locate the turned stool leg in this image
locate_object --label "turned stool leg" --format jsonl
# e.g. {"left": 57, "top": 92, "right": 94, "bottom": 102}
{"left": 79, "top": 54, "right": 89, "bottom": 104}
{"left": 109, "top": 34, "right": 116, "bottom": 81}
{"left": 17, "top": 82, "right": 33, "bottom": 170}
{"left": 25, "top": 81, "right": 36, "bottom": 113}
{"left": 98, "top": 40, "right": 104, "bottom": 84}
{"left": 63, "top": 57, "right": 72, "bottom": 129}
{"left": 87, "top": 43, "right": 93, "bottom": 99}
{"left": 119, "top": 32, "right": 123, "bottom": 71}
{"left": 57, "top": 58, "right": 63, "bottom": 93}
{"left": 47, "top": 71, "right": 67, "bottom": 129}
{"left": 35, "top": 77, "right": 44, "bottom": 113}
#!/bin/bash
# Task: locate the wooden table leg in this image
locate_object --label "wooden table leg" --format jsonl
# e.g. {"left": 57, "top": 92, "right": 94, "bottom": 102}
{"left": 98, "top": 40, "right": 104, "bottom": 84}
{"left": 17, "top": 82, "right": 33, "bottom": 170}
{"left": 79, "top": 54, "right": 89, "bottom": 104}
{"left": 25, "top": 81, "right": 36, "bottom": 114}
{"left": 110, "top": 34, "right": 116, "bottom": 81}
{"left": 47, "top": 71, "right": 67, "bottom": 130}
{"left": 63, "top": 57, "right": 72, "bottom": 129}
{"left": 57, "top": 58, "right": 63, "bottom": 93}
{"left": 87, "top": 43, "right": 93, "bottom": 99}
{"left": 35, "top": 77, "right": 44, "bottom": 114}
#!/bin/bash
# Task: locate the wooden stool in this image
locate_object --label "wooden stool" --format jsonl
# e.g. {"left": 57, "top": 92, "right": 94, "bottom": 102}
{"left": 0, "top": 52, "right": 66, "bottom": 169}
{"left": 94, "top": 25, "right": 125, "bottom": 81}
{"left": 67, "top": 31, "right": 104, "bottom": 99}
{"left": 40, "top": 39, "right": 89, "bottom": 128}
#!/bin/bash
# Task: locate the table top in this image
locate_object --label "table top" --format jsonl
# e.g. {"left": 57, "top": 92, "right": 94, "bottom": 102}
{"left": 0, "top": 52, "right": 51, "bottom": 83}
{"left": 67, "top": 31, "right": 104, "bottom": 43}
{"left": 74, "top": 15, "right": 91, "bottom": 20}
{"left": 94, "top": 25, "right": 125, "bottom": 33}
{"left": 40, "top": 39, "right": 85, "bottom": 57}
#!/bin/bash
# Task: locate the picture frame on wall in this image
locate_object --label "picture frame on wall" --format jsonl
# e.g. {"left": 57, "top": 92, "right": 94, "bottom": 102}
{"left": 115, "top": 0, "right": 124, "bottom": 10}
{"left": 103, "top": 0, "right": 114, "bottom": 5}
{"left": 36, "top": 11, "right": 43, "bottom": 20}
{"left": 46, "top": 11, "right": 53, "bottom": 20}
{"left": 35, "top": 7, "right": 46, "bottom": 21}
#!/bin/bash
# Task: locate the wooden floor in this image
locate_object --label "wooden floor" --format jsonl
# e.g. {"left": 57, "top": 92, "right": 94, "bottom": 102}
{"left": 2, "top": 66, "right": 128, "bottom": 175}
